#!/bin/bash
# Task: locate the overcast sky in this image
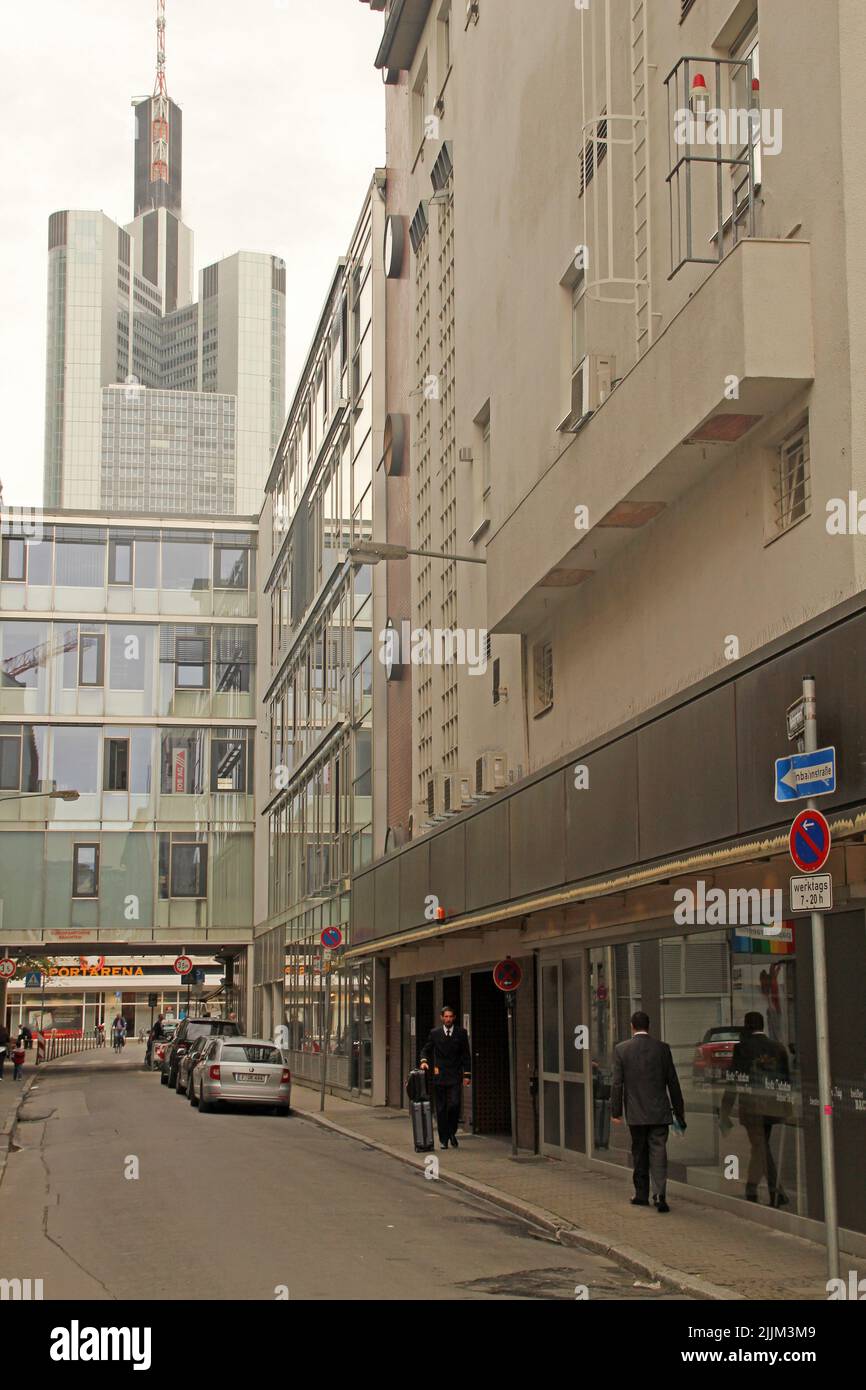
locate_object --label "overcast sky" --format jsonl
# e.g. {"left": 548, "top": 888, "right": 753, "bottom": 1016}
{"left": 1, "top": 0, "right": 385, "bottom": 507}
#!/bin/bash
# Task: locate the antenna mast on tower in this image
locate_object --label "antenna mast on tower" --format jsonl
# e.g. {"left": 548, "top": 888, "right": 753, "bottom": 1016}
{"left": 150, "top": 0, "right": 169, "bottom": 186}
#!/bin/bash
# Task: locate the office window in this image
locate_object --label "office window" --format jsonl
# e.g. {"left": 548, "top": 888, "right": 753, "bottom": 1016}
{"left": 438, "top": 0, "right": 451, "bottom": 81}
{"left": 412, "top": 52, "right": 429, "bottom": 153}
{"left": 78, "top": 632, "right": 105, "bottom": 688}
{"left": 170, "top": 839, "right": 208, "bottom": 898}
{"left": 772, "top": 420, "right": 810, "bottom": 535}
{"left": 492, "top": 657, "right": 501, "bottom": 706}
{"left": 579, "top": 113, "right": 608, "bottom": 197}
{"left": 104, "top": 737, "right": 129, "bottom": 792}
{"left": 214, "top": 626, "right": 252, "bottom": 693}
{"left": 72, "top": 843, "right": 99, "bottom": 898}
{"left": 731, "top": 19, "right": 761, "bottom": 205}
{"left": 1, "top": 621, "right": 48, "bottom": 691}
{"left": 214, "top": 544, "right": 248, "bottom": 590}
{"left": 160, "top": 730, "right": 205, "bottom": 794}
{"left": 108, "top": 625, "right": 150, "bottom": 692}
{"left": 0, "top": 725, "right": 44, "bottom": 791}
{"left": 108, "top": 539, "right": 133, "bottom": 585}
{"left": 55, "top": 530, "right": 106, "bottom": 587}
{"left": 175, "top": 634, "right": 210, "bottom": 689}
{"left": 1, "top": 537, "right": 26, "bottom": 582}
{"left": 0, "top": 728, "right": 21, "bottom": 789}
{"left": 161, "top": 538, "right": 210, "bottom": 592}
{"left": 53, "top": 727, "right": 99, "bottom": 794}
{"left": 533, "top": 640, "right": 554, "bottom": 716}
{"left": 211, "top": 734, "right": 248, "bottom": 793}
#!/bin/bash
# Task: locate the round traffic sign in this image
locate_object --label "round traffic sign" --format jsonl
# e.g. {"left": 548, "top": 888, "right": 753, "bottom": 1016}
{"left": 0, "top": 957, "right": 16, "bottom": 980}
{"left": 789, "top": 809, "right": 831, "bottom": 874}
{"left": 320, "top": 926, "right": 343, "bottom": 950}
{"left": 493, "top": 958, "right": 523, "bottom": 993}
{"left": 173, "top": 955, "right": 193, "bottom": 976}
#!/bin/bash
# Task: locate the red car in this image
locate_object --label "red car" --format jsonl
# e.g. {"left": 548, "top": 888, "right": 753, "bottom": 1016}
{"left": 692, "top": 1026, "right": 746, "bottom": 1084}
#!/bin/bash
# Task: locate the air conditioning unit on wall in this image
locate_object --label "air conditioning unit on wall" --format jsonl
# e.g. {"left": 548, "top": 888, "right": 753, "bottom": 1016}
{"left": 475, "top": 751, "right": 508, "bottom": 796}
{"left": 426, "top": 772, "right": 450, "bottom": 818}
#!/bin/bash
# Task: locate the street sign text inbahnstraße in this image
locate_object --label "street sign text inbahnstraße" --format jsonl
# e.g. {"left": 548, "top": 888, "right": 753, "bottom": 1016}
{"left": 775, "top": 746, "right": 836, "bottom": 802}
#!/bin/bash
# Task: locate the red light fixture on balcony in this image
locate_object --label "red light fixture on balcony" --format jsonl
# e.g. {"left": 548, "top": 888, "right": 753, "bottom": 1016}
{"left": 690, "top": 72, "right": 709, "bottom": 115}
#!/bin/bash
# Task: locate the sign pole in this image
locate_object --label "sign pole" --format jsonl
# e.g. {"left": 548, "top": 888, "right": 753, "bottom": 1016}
{"left": 506, "top": 993, "right": 518, "bottom": 1158}
{"left": 319, "top": 957, "right": 331, "bottom": 1113}
{"left": 802, "top": 674, "right": 839, "bottom": 1282}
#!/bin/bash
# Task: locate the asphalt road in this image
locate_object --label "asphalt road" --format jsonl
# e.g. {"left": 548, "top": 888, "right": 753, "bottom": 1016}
{"left": 0, "top": 1049, "right": 687, "bottom": 1301}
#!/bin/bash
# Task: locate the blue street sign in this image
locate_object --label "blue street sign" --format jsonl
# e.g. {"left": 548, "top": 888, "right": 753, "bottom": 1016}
{"left": 24, "top": 971, "right": 42, "bottom": 988}
{"left": 775, "top": 746, "right": 836, "bottom": 802}
{"left": 320, "top": 926, "right": 343, "bottom": 949}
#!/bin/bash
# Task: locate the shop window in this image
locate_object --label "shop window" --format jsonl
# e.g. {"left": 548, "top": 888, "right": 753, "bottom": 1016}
{"left": 104, "top": 736, "right": 129, "bottom": 792}
{"left": 72, "top": 843, "right": 99, "bottom": 898}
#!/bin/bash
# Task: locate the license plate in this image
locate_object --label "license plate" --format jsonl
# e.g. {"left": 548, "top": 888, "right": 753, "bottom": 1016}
{"left": 233, "top": 1072, "right": 267, "bottom": 1083}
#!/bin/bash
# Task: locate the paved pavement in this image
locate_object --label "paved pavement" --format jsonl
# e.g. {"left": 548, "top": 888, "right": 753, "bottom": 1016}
{"left": 291, "top": 1084, "right": 857, "bottom": 1301}
{"left": 0, "top": 1048, "right": 686, "bottom": 1301}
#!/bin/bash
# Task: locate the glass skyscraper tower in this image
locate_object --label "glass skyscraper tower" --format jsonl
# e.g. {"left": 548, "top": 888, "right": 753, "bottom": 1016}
{"left": 43, "top": 77, "right": 285, "bottom": 516}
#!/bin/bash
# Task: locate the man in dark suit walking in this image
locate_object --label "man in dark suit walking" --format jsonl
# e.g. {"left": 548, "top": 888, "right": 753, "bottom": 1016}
{"left": 420, "top": 1007, "right": 471, "bottom": 1149}
{"left": 611, "top": 1011, "right": 686, "bottom": 1213}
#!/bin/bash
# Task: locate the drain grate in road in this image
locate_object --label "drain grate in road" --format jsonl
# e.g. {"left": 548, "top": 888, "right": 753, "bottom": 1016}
{"left": 457, "top": 1266, "right": 680, "bottom": 1301}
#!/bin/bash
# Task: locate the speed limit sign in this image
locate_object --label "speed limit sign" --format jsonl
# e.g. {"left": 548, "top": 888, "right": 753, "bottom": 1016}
{"left": 173, "top": 955, "right": 193, "bottom": 976}
{"left": 0, "top": 958, "right": 16, "bottom": 980}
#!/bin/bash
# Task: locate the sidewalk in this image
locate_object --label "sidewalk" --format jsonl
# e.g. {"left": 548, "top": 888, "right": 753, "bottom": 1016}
{"left": 292, "top": 1085, "right": 849, "bottom": 1301}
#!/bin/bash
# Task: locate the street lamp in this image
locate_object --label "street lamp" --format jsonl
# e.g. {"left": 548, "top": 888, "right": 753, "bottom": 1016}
{"left": 347, "top": 540, "right": 486, "bottom": 566}
{"left": 0, "top": 790, "right": 80, "bottom": 803}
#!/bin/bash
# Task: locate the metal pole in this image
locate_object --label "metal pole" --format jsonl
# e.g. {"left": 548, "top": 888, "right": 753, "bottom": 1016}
{"left": 802, "top": 674, "right": 840, "bottom": 1281}
{"left": 506, "top": 993, "right": 518, "bottom": 1158}
{"left": 319, "top": 957, "right": 331, "bottom": 1113}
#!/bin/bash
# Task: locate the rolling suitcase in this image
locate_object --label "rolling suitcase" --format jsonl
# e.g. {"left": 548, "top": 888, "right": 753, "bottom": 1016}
{"left": 406, "top": 1068, "right": 435, "bottom": 1152}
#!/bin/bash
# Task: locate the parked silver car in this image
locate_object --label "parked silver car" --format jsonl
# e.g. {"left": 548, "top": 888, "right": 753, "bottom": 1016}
{"left": 189, "top": 1037, "right": 292, "bottom": 1115}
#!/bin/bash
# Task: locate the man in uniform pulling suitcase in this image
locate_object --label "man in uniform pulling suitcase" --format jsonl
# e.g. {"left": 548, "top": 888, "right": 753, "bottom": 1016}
{"left": 420, "top": 1008, "right": 472, "bottom": 1149}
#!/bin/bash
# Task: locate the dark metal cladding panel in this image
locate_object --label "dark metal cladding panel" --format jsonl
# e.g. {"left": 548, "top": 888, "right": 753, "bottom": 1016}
{"left": 466, "top": 799, "right": 510, "bottom": 911}
{"left": 399, "top": 841, "right": 430, "bottom": 932}
{"left": 142, "top": 212, "right": 159, "bottom": 289}
{"left": 565, "top": 735, "right": 639, "bottom": 881}
{"left": 350, "top": 868, "right": 376, "bottom": 946}
{"left": 430, "top": 823, "right": 466, "bottom": 918}
{"left": 638, "top": 684, "right": 738, "bottom": 861}
{"left": 795, "top": 911, "right": 866, "bottom": 1233}
{"left": 374, "top": 855, "right": 400, "bottom": 939}
{"left": 736, "top": 611, "right": 866, "bottom": 833}
{"left": 48, "top": 211, "right": 67, "bottom": 250}
{"left": 509, "top": 773, "right": 566, "bottom": 899}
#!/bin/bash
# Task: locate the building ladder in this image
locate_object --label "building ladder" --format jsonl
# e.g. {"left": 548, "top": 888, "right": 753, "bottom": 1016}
{"left": 631, "top": 0, "right": 654, "bottom": 358}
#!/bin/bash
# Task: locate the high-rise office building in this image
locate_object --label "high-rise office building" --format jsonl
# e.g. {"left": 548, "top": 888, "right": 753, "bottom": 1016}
{"left": 43, "top": 6, "right": 285, "bottom": 516}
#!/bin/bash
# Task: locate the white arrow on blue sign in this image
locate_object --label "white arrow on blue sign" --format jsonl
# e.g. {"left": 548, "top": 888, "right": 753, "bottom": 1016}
{"left": 775, "top": 746, "right": 836, "bottom": 803}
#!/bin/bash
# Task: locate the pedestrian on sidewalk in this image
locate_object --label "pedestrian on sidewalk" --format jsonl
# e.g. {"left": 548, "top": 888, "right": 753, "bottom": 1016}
{"left": 17, "top": 1023, "right": 33, "bottom": 1051}
{"left": 420, "top": 1007, "right": 471, "bottom": 1150}
{"left": 11, "top": 1043, "right": 25, "bottom": 1081}
{"left": 0, "top": 1022, "right": 9, "bottom": 1079}
{"left": 611, "top": 1010, "right": 686, "bottom": 1214}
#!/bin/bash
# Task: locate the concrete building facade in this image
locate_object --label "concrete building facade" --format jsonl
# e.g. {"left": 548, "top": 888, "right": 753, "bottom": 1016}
{"left": 351, "top": 0, "right": 866, "bottom": 1245}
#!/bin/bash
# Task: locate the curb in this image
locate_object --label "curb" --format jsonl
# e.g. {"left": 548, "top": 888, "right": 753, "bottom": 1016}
{"left": 294, "top": 1103, "right": 742, "bottom": 1301}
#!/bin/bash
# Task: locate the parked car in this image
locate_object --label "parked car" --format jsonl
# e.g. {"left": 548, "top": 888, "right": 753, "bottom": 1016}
{"left": 174, "top": 1033, "right": 211, "bottom": 1095}
{"left": 161, "top": 1016, "right": 240, "bottom": 1088}
{"left": 188, "top": 1037, "right": 292, "bottom": 1116}
{"left": 692, "top": 1026, "right": 746, "bottom": 1084}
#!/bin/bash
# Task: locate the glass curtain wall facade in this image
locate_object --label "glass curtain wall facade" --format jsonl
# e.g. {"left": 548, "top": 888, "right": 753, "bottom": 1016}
{"left": 256, "top": 185, "right": 382, "bottom": 1093}
{"left": 0, "top": 516, "right": 257, "bottom": 947}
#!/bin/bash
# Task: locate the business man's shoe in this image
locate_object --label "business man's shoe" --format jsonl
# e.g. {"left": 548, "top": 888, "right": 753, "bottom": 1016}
{"left": 770, "top": 1189, "right": 789, "bottom": 1209}
{"left": 440, "top": 1143, "right": 449, "bottom": 1150}
{"left": 630, "top": 1196, "right": 650, "bottom": 1206}
{"left": 655, "top": 1198, "right": 670, "bottom": 1213}
{"left": 450, "top": 1136, "right": 459, "bottom": 1149}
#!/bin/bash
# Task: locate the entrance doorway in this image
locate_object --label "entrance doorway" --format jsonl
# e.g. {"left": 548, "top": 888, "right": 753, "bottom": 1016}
{"left": 470, "top": 970, "right": 511, "bottom": 1135}
{"left": 415, "top": 979, "right": 434, "bottom": 1068}
{"left": 539, "top": 953, "right": 587, "bottom": 1156}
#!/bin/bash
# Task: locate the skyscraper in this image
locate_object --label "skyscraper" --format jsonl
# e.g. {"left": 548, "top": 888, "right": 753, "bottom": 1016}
{"left": 43, "top": 2, "right": 285, "bottom": 516}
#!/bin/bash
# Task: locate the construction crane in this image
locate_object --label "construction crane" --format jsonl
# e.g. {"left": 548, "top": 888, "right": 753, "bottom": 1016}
{"left": 150, "top": 1, "right": 170, "bottom": 187}
{"left": 2, "top": 629, "right": 79, "bottom": 682}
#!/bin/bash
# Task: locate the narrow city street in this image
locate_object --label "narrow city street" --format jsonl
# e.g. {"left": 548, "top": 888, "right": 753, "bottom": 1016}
{"left": 0, "top": 1052, "right": 686, "bottom": 1302}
